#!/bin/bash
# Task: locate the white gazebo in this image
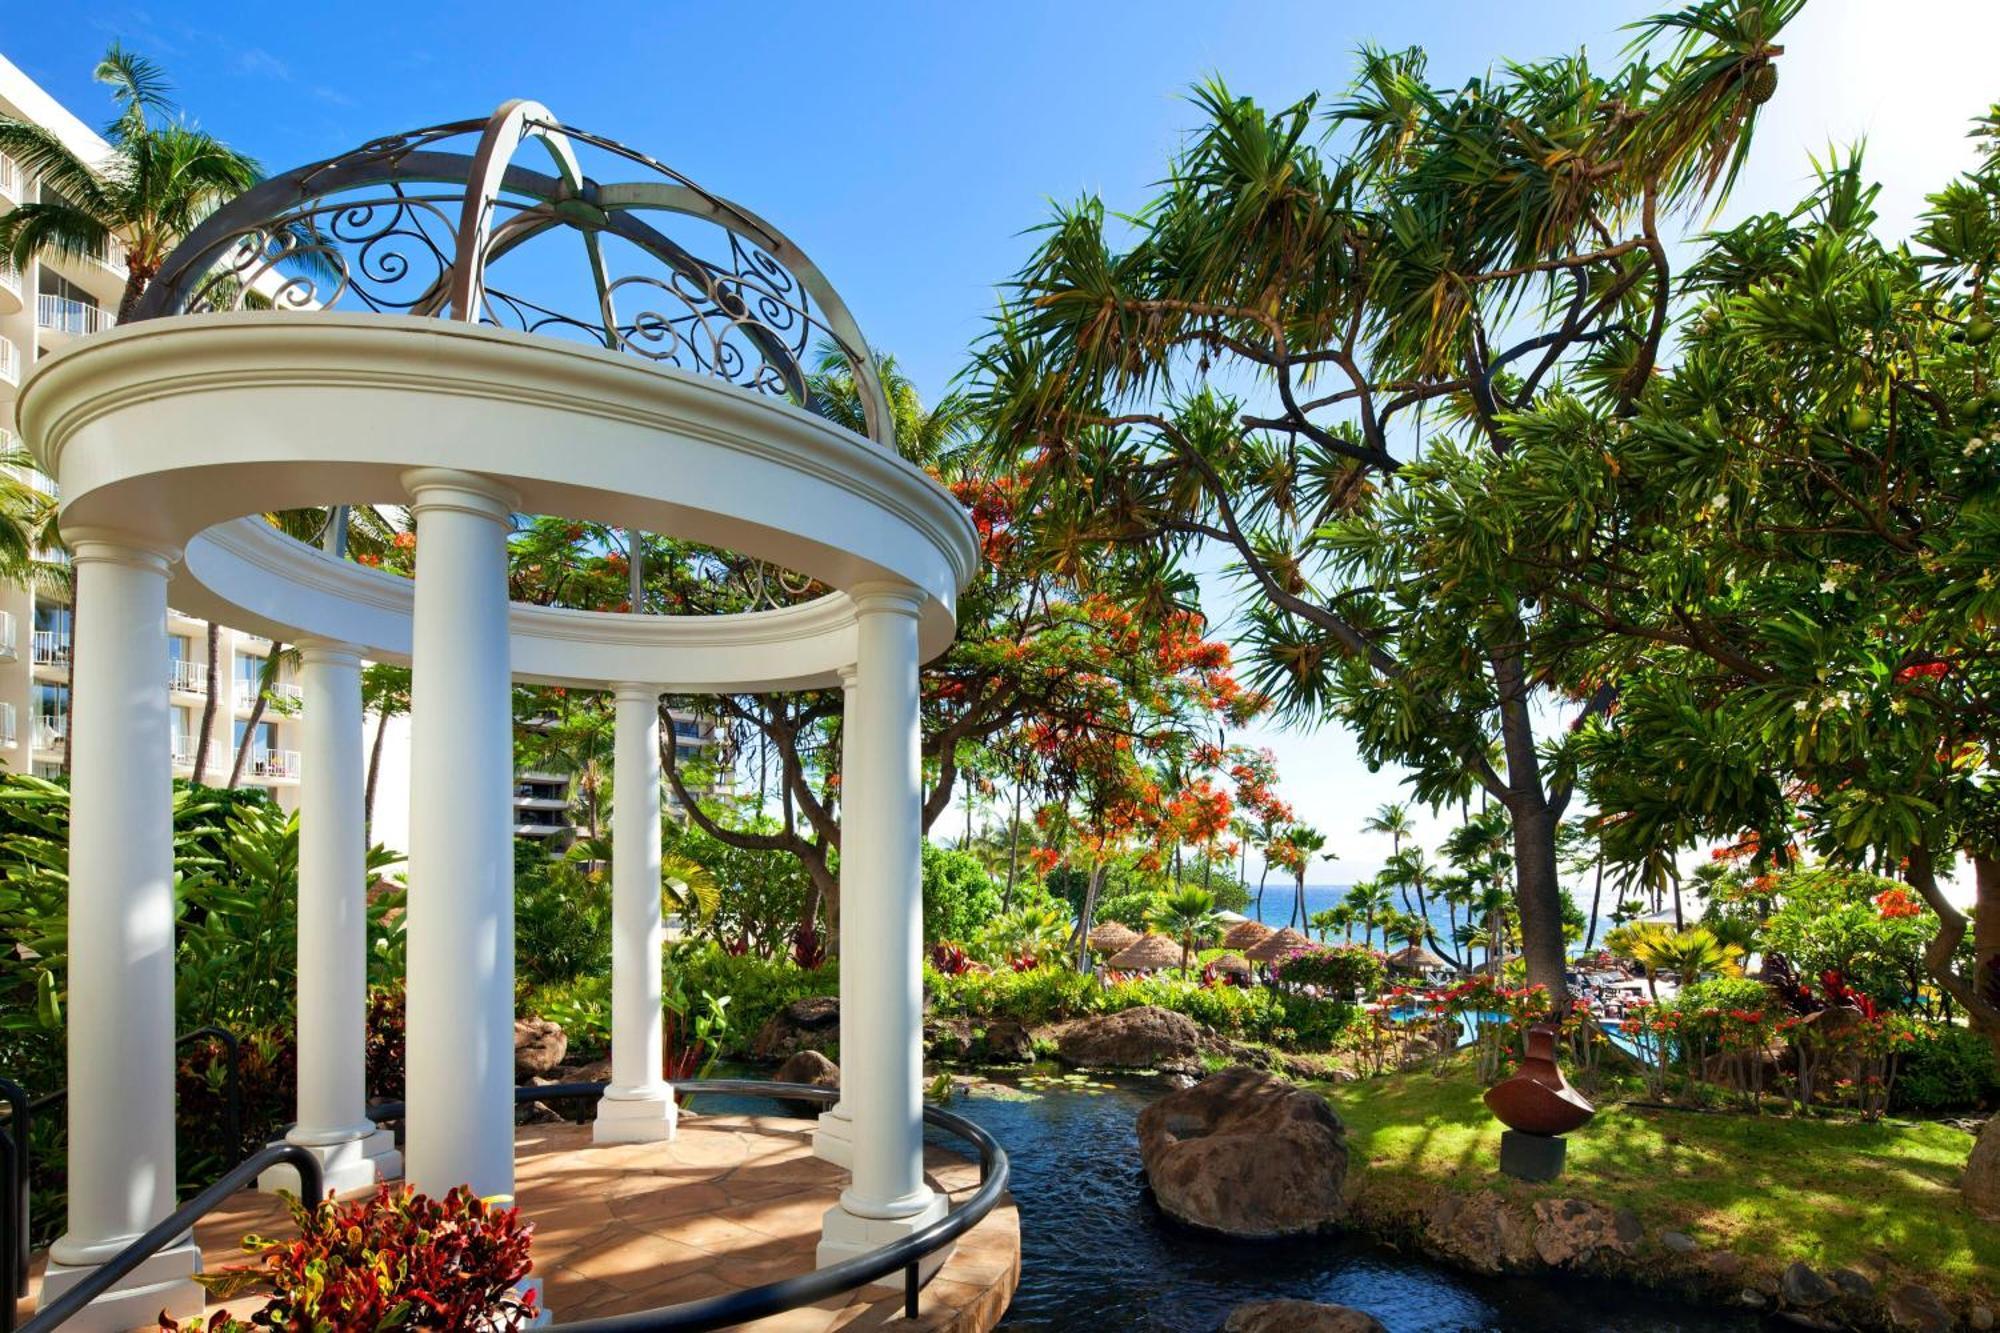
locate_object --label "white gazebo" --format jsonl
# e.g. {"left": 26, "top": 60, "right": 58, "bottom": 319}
{"left": 17, "top": 103, "right": 979, "bottom": 1329}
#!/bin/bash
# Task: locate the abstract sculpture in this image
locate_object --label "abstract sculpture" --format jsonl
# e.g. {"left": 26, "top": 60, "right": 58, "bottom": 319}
{"left": 1483, "top": 1023, "right": 1595, "bottom": 1181}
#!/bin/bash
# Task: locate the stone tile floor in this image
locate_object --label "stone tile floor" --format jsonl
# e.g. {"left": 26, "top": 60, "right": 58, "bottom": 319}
{"left": 26, "top": 1112, "right": 1019, "bottom": 1331}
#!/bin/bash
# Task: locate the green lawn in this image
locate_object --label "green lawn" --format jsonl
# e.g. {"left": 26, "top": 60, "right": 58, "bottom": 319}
{"left": 1318, "top": 1063, "right": 1995, "bottom": 1301}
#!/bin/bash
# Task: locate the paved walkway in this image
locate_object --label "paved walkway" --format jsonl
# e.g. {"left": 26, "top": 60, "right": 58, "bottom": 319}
{"left": 27, "top": 1112, "right": 1019, "bottom": 1331}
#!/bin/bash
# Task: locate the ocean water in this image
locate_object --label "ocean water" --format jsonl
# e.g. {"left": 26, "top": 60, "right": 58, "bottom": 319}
{"left": 1244, "top": 882, "right": 1616, "bottom": 957}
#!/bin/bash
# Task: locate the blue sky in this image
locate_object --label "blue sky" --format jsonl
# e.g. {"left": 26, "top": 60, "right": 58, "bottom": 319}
{"left": 6, "top": 0, "right": 1998, "bottom": 880}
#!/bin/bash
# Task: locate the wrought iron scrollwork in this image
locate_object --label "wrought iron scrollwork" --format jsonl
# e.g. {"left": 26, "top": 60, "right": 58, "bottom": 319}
{"left": 135, "top": 106, "right": 889, "bottom": 447}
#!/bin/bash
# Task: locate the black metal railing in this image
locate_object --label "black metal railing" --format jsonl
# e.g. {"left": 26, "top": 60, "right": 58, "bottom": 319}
{"left": 1, "top": 1028, "right": 245, "bottom": 1332}
{"left": 17, "top": 1143, "right": 322, "bottom": 1333}
{"left": 11, "top": 1076, "right": 1007, "bottom": 1332}
{"left": 367, "top": 1078, "right": 1012, "bottom": 1332}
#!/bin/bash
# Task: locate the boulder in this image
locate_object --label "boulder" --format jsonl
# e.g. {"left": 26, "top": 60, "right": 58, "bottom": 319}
{"left": 1707, "top": 1251, "right": 1745, "bottom": 1280}
{"left": 1222, "top": 1300, "right": 1387, "bottom": 1333}
{"left": 1887, "top": 1283, "right": 1955, "bottom": 1333}
{"left": 1967, "top": 1308, "right": 1992, "bottom": 1333}
{"left": 555, "top": 1056, "right": 613, "bottom": 1085}
{"left": 1780, "top": 1262, "right": 1836, "bottom": 1310}
{"left": 1136, "top": 1068, "right": 1348, "bottom": 1237}
{"left": 1659, "top": 1231, "right": 1699, "bottom": 1256}
{"left": 1830, "top": 1269, "right": 1875, "bottom": 1299}
{"left": 513, "top": 1017, "right": 568, "bottom": 1078}
{"left": 926, "top": 1018, "right": 976, "bottom": 1061}
{"left": 1425, "top": 1189, "right": 1537, "bottom": 1275}
{"left": 750, "top": 996, "right": 841, "bottom": 1060}
{"left": 976, "top": 1019, "right": 1035, "bottom": 1065}
{"left": 1529, "top": 1198, "right": 1640, "bottom": 1269}
{"left": 773, "top": 1049, "right": 840, "bottom": 1117}
{"left": 1966, "top": 1114, "right": 2000, "bottom": 1221}
{"left": 1057, "top": 1005, "right": 1204, "bottom": 1072}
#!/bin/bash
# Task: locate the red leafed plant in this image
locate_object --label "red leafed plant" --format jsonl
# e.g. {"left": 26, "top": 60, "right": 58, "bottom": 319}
{"left": 163, "top": 1184, "right": 536, "bottom": 1332}
{"left": 929, "top": 941, "right": 972, "bottom": 976}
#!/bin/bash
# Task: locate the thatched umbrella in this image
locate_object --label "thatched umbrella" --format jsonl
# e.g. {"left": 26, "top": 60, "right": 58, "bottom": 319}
{"left": 1246, "top": 926, "right": 1315, "bottom": 964}
{"left": 1208, "top": 952, "right": 1254, "bottom": 981}
{"left": 1386, "top": 944, "right": 1449, "bottom": 973}
{"left": 1088, "top": 920, "right": 1141, "bottom": 954}
{"left": 1105, "top": 933, "right": 1184, "bottom": 972}
{"left": 1222, "top": 918, "right": 1274, "bottom": 952}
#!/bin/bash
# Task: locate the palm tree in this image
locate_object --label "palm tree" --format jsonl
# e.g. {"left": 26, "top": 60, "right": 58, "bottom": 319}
{"left": 0, "top": 46, "right": 259, "bottom": 321}
{"left": 3, "top": 47, "right": 261, "bottom": 771}
{"left": 1363, "top": 802, "right": 1417, "bottom": 908}
{"left": 1343, "top": 879, "right": 1393, "bottom": 949}
{"left": 227, "top": 642, "right": 298, "bottom": 788}
{"left": 1146, "top": 887, "right": 1222, "bottom": 974}
{"left": 1273, "top": 824, "right": 1327, "bottom": 929}
{"left": 1382, "top": 845, "right": 1440, "bottom": 951}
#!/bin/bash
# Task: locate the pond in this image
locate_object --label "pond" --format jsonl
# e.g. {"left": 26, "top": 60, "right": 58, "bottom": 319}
{"left": 922, "top": 1071, "right": 1765, "bottom": 1333}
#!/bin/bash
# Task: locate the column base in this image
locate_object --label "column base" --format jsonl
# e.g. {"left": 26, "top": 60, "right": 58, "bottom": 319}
{"left": 816, "top": 1190, "right": 950, "bottom": 1280}
{"left": 811, "top": 1104, "right": 854, "bottom": 1168}
{"left": 39, "top": 1238, "right": 204, "bottom": 1332}
{"left": 260, "top": 1125, "right": 403, "bottom": 1196}
{"left": 592, "top": 1088, "right": 678, "bottom": 1144}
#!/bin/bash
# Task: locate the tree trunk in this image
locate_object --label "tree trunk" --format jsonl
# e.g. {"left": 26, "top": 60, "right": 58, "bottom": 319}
{"left": 1002, "top": 782, "right": 1024, "bottom": 912}
{"left": 190, "top": 623, "right": 221, "bottom": 785}
{"left": 1585, "top": 855, "right": 1605, "bottom": 953}
{"left": 1975, "top": 854, "right": 1999, "bottom": 1057}
{"left": 61, "top": 583, "right": 76, "bottom": 772}
{"left": 1495, "top": 671, "right": 1570, "bottom": 1007}
{"left": 1254, "top": 866, "right": 1270, "bottom": 923}
{"left": 227, "top": 644, "right": 283, "bottom": 789}
{"left": 364, "top": 706, "right": 391, "bottom": 832}
{"left": 1073, "top": 862, "right": 1108, "bottom": 974}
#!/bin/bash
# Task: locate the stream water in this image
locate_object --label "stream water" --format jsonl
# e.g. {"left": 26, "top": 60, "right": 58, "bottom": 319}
{"left": 920, "top": 1073, "right": 1765, "bottom": 1333}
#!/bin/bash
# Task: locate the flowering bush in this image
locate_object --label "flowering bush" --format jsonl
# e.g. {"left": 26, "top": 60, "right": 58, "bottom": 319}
{"left": 167, "top": 1184, "right": 536, "bottom": 1332}
{"left": 1272, "top": 945, "right": 1385, "bottom": 999}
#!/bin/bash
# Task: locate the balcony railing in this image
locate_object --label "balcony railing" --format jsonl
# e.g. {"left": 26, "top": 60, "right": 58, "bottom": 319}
{"left": 0, "top": 335, "right": 17, "bottom": 386}
{"left": 37, "top": 293, "right": 111, "bottom": 337}
{"left": 33, "top": 716, "right": 65, "bottom": 752}
{"left": 0, "top": 610, "right": 13, "bottom": 662}
{"left": 0, "top": 152, "right": 18, "bottom": 200}
{"left": 168, "top": 659, "right": 208, "bottom": 694}
{"left": 4, "top": 454, "right": 58, "bottom": 497}
{"left": 249, "top": 748, "right": 300, "bottom": 780}
{"left": 236, "top": 678, "right": 302, "bottom": 709}
{"left": 171, "top": 735, "right": 195, "bottom": 767}
{"left": 0, "top": 703, "right": 14, "bottom": 748}
{"left": 30, "top": 631, "right": 70, "bottom": 667}
{"left": 0, "top": 258, "right": 19, "bottom": 303}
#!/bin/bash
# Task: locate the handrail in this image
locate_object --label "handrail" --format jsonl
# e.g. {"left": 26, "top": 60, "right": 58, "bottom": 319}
{"left": 19, "top": 1142, "right": 323, "bottom": 1333}
{"left": 368, "top": 1078, "right": 1010, "bottom": 1332}
{"left": 0, "top": 1078, "right": 28, "bottom": 1298}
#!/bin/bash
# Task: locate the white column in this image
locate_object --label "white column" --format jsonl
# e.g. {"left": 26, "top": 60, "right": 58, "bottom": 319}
{"left": 402, "top": 469, "right": 518, "bottom": 1201}
{"left": 811, "top": 664, "right": 859, "bottom": 1167}
{"left": 262, "top": 640, "right": 401, "bottom": 1194}
{"left": 594, "top": 682, "right": 676, "bottom": 1142}
{"left": 40, "top": 531, "right": 205, "bottom": 1330}
{"left": 818, "top": 584, "right": 946, "bottom": 1271}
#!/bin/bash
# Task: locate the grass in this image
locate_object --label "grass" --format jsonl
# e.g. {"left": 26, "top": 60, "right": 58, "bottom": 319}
{"left": 1317, "top": 1060, "right": 1995, "bottom": 1302}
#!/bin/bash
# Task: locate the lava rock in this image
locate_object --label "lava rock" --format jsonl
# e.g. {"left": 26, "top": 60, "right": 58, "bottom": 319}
{"left": 1781, "top": 1262, "right": 1836, "bottom": 1309}
{"left": 1137, "top": 1068, "right": 1348, "bottom": 1238}
{"left": 1887, "top": 1283, "right": 1956, "bottom": 1333}
{"left": 1530, "top": 1198, "right": 1641, "bottom": 1269}
{"left": 1425, "top": 1189, "right": 1537, "bottom": 1275}
{"left": 1708, "top": 1251, "right": 1745, "bottom": 1279}
{"left": 976, "top": 1019, "right": 1035, "bottom": 1064}
{"left": 1830, "top": 1269, "right": 1876, "bottom": 1299}
{"left": 1222, "top": 1299, "right": 1388, "bottom": 1333}
{"left": 513, "top": 1017, "right": 568, "bottom": 1078}
{"left": 1967, "top": 1114, "right": 2000, "bottom": 1221}
{"left": 1968, "top": 1307, "right": 1992, "bottom": 1332}
{"left": 1058, "top": 1005, "right": 1205, "bottom": 1072}
{"left": 750, "top": 996, "right": 840, "bottom": 1060}
{"left": 926, "top": 1018, "right": 976, "bottom": 1060}
{"left": 1659, "top": 1231, "right": 1699, "bottom": 1256}
{"left": 773, "top": 1049, "right": 840, "bottom": 1116}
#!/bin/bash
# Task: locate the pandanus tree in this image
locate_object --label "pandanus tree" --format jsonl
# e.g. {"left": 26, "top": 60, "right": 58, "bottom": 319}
{"left": 970, "top": 0, "right": 1804, "bottom": 1006}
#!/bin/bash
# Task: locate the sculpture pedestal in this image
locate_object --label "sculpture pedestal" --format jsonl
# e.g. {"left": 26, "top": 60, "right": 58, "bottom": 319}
{"left": 1499, "top": 1129, "right": 1567, "bottom": 1182}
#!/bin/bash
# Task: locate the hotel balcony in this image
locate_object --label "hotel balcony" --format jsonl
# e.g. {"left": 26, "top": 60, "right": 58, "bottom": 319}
{"left": 0, "top": 610, "right": 14, "bottom": 663}
{"left": 4, "top": 450, "right": 59, "bottom": 497}
{"left": 0, "top": 257, "right": 21, "bottom": 316}
{"left": 235, "top": 678, "right": 303, "bottom": 710}
{"left": 0, "top": 702, "right": 14, "bottom": 749}
{"left": 168, "top": 659, "right": 209, "bottom": 695}
{"left": 0, "top": 333, "right": 18, "bottom": 386}
{"left": 32, "top": 714, "right": 65, "bottom": 753}
{"left": 36, "top": 292, "right": 112, "bottom": 345}
{"left": 0, "top": 152, "right": 19, "bottom": 203}
{"left": 30, "top": 629, "right": 70, "bottom": 668}
{"left": 248, "top": 747, "right": 300, "bottom": 780}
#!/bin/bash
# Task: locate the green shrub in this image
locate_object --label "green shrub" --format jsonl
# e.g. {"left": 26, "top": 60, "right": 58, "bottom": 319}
{"left": 1673, "top": 976, "right": 1774, "bottom": 1016}
{"left": 1273, "top": 945, "right": 1385, "bottom": 999}
{"left": 673, "top": 945, "right": 837, "bottom": 1053}
{"left": 922, "top": 843, "right": 1003, "bottom": 944}
{"left": 927, "top": 964, "right": 1102, "bottom": 1025}
{"left": 1892, "top": 1024, "right": 2000, "bottom": 1113}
